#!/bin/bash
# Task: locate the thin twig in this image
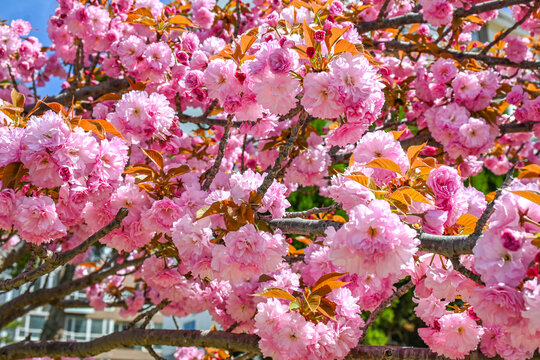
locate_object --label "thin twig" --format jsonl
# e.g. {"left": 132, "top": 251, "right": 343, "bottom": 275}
{"left": 140, "top": 300, "right": 171, "bottom": 329}
{"left": 202, "top": 115, "right": 233, "bottom": 191}
{"left": 256, "top": 112, "right": 306, "bottom": 198}
{"left": 145, "top": 346, "right": 166, "bottom": 360}
{"left": 480, "top": 5, "right": 536, "bottom": 55}
{"left": 471, "top": 163, "right": 516, "bottom": 238}
{"left": 359, "top": 280, "right": 414, "bottom": 344}
{"left": 7, "top": 64, "right": 19, "bottom": 92}
{"left": 450, "top": 256, "right": 484, "bottom": 284}
{"left": 283, "top": 204, "right": 342, "bottom": 218}
{"left": 377, "top": 0, "right": 392, "bottom": 20}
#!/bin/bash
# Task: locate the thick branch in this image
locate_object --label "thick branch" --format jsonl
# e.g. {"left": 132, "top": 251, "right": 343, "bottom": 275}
{"left": 178, "top": 113, "right": 247, "bottom": 128}
{"left": 23, "top": 78, "right": 130, "bottom": 114}
{"left": 356, "top": 0, "right": 532, "bottom": 33}
{"left": 0, "top": 330, "right": 260, "bottom": 360}
{"left": 0, "top": 329, "right": 496, "bottom": 360}
{"left": 0, "top": 256, "right": 144, "bottom": 329}
{"left": 0, "top": 208, "right": 128, "bottom": 292}
{"left": 268, "top": 218, "right": 476, "bottom": 258}
{"left": 377, "top": 40, "right": 540, "bottom": 70}
{"left": 0, "top": 242, "right": 28, "bottom": 274}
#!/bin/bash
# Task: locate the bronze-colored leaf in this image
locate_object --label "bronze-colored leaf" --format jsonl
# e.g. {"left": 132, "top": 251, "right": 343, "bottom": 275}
{"left": 141, "top": 148, "right": 164, "bottom": 169}
{"left": 251, "top": 288, "right": 296, "bottom": 302}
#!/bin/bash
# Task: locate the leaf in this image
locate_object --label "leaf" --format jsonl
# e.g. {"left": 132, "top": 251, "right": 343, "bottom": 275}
{"left": 96, "top": 93, "right": 123, "bottom": 102}
{"left": 333, "top": 39, "right": 359, "bottom": 55}
{"left": 252, "top": 288, "right": 296, "bottom": 302}
{"left": 141, "top": 148, "right": 164, "bottom": 169}
{"left": 391, "top": 129, "right": 406, "bottom": 140}
{"left": 77, "top": 119, "right": 104, "bottom": 139}
{"left": 395, "top": 186, "right": 432, "bottom": 205}
{"left": 11, "top": 89, "right": 25, "bottom": 108}
{"left": 345, "top": 175, "right": 377, "bottom": 189}
{"left": 45, "top": 102, "right": 66, "bottom": 115}
{"left": 258, "top": 274, "right": 276, "bottom": 283}
{"left": 195, "top": 205, "right": 211, "bottom": 220}
{"left": 408, "top": 23, "right": 420, "bottom": 34}
{"left": 328, "top": 27, "right": 349, "bottom": 49}
{"left": 306, "top": 294, "right": 321, "bottom": 312}
{"left": 90, "top": 119, "right": 126, "bottom": 140}
{"left": 166, "top": 165, "right": 190, "bottom": 179}
{"left": 289, "top": 300, "right": 300, "bottom": 311}
{"left": 123, "top": 165, "right": 156, "bottom": 175}
{"left": 363, "top": 158, "right": 402, "bottom": 174}
{"left": 303, "top": 20, "right": 315, "bottom": 47}
{"left": 168, "top": 14, "right": 195, "bottom": 27}
{"left": 317, "top": 298, "right": 337, "bottom": 320}
{"left": 312, "top": 272, "right": 349, "bottom": 297}
{"left": 312, "top": 272, "right": 347, "bottom": 291}
{"left": 407, "top": 142, "right": 427, "bottom": 167}
{"left": 1, "top": 162, "right": 25, "bottom": 190}
{"left": 510, "top": 190, "right": 540, "bottom": 206}
{"left": 518, "top": 164, "right": 540, "bottom": 179}
{"left": 240, "top": 34, "right": 257, "bottom": 54}
{"left": 456, "top": 214, "right": 478, "bottom": 235}
{"left": 466, "top": 15, "right": 485, "bottom": 25}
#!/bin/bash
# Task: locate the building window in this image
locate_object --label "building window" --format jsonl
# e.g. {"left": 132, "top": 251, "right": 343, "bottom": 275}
{"left": 65, "top": 316, "right": 89, "bottom": 341}
{"left": 183, "top": 321, "right": 196, "bottom": 330}
{"left": 29, "top": 315, "right": 46, "bottom": 331}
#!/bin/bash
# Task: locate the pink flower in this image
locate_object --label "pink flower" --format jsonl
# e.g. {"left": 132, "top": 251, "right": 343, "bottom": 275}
{"left": 328, "top": 0, "right": 344, "bottom": 15}
{"left": 13, "top": 196, "right": 67, "bottom": 245}
{"left": 314, "top": 30, "right": 326, "bottom": 42}
{"left": 427, "top": 166, "right": 463, "bottom": 202}
{"left": 431, "top": 58, "right": 457, "bottom": 83}
{"left": 252, "top": 71, "right": 300, "bottom": 115}
{"left": 352, "top": 130, "right": 409, "bottom": 185}
{"left": 211, "top": 224, "right": 287, "bottom": 283}
{"left": 301, "top": 72, "right": 344, "bottom": 119}
{"left": 419, "top": 0, "right": 454, "bottom": 26}
{"left": 505, "top": 35, "right": 528, "bottom": 63}
{"left": 107, "top": 91, "right": 175, "bottom": 144}
{"left": 452, "top": 72, "right": 481, "bottom": 102}
{"left": 469, "top": 284, "right": 525, "bottom": 327}
{"left": 419, "top": 312, "right": 482, "bottom": 359}
{"left": 0, "top": 127, "right": 24, "bottom": 167}
{"left": 414, "top": 295, "right": 450, "bottom": 327}
{"left": 327, "top": 200, "right": 419, "bottom": 277}
{"left": 506, "top": 85, "right": 524, "bottom": 105}
{"left": 267, "top": 48, "right": 295, "bottom": 74}
{"left": 0, "top": 189, "right": 15, "bottom": 230}
{"left": 174, "top": 347, "right": 205, "bottom": 360}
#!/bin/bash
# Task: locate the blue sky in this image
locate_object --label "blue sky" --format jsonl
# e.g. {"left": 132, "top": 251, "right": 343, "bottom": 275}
{"left": 3, "top": 0, "right": 62, "bottom": 96}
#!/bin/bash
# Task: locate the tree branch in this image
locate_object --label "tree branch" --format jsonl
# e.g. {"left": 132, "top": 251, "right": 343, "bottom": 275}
{"left": 0, "top": 241, "right": 28, "bottom": 274}
{"left": 256, "top": 111, "right": 306, "bottom": 198}
{"left": 359, "top": 280, "right": 414, "bottom": 344}
{"left": 0, "top": 328, "right": 496, "bottom": 360}
{"left": 355, "top": 0, "right": 532, "bottom": 34}
{"left": 480, "top": 4, "right": 536, "bottom": 55}
{"left": 282, "top": 204, "right": 342, "bottom": 218}
{"left": 267, "top": 218, "right": 477, "bottom": 258}
{"left": 376, "top": 40, "right": 540, "bottom": 70}
{"left": 0, "top": 256, "right": 145, "bottom": 329}
{"left": 202, "top": 116, "right": 233, "bottom": 191}
{"left": 0, "top": 208, "right": 128, "bottom": 292}
{"left": 23, "top": 78, "right": 130, "bottom": 114}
